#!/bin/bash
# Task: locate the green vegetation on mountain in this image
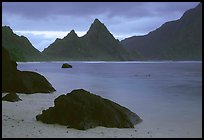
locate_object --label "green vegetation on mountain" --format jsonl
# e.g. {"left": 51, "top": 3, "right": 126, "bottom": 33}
{"left": 2, "top": 26, "right": 46, "bottom": 62}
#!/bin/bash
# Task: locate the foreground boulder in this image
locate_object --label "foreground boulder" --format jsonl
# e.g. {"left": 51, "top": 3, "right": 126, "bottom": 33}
{"left": 61, "top": 63, "right": 72, "bottom": 68}
{"left": 36, "top": 89, "right": 142, "bottom": 130}
{"left": 14, "top": 71, "right": 56, "bottom": 93}
{"left": 2, "top": 47, "right": 56, "bottom": 94}
{"left": 2, "top": 93, "right": 22, "bottom": 102}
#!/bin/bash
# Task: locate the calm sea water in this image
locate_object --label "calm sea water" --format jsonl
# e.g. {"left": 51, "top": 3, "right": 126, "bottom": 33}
{"left": 17, "top": 61, "right": 202, "bottom": 136}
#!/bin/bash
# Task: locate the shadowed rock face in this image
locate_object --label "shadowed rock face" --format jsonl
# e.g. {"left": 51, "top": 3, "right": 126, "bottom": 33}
{"left": 2, "top": 47, "right": 56, "bottom": 94}
{"left": 2, "top": 93, "right": 22, "bottom": 102}
{"left": 36, "top": 89, "right": 142, "bottom": 130}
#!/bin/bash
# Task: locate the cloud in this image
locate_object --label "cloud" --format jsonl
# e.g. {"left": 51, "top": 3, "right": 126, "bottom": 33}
{"left": 2, "top": 2, "right": 199, "bottom": 51}
{"left": 15, "top": 30, "right": 86, "bottom": 39}
{"left": 2, "top": 2, "right": 199, "bottom": 20}
{"left": 2, "top": 2, "right": 199, "bottom": 32}
{"left": 14, "top": 30, "right": 87, "bottom": 51}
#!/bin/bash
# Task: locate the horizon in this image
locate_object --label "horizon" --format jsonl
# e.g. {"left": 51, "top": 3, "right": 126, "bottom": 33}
{"left": 2, "top": 2, "right": 199, "bottom": 52}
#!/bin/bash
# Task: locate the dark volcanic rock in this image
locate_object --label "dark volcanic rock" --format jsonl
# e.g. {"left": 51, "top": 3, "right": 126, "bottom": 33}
{"left": 2, "top": 93, "right": 22, "bottom": 102}
{"left": 61, "top": 63, "right": 72, "bottom": 68}
{"left": 2, "top": 47, "right": 56, "bottom": 94}
{"left": 2, "top": 47, "right": 17, "bottom": 91}
{"left": 14, "top": 71, "right": 56, "bottom": 94}
{"left": 36, "top": 89, "right": 142, "bottom": 130}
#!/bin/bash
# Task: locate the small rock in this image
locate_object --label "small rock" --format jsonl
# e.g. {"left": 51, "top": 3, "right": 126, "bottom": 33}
{"left": 2, "top": 93, "right": 22, "bottom": 102}
{"left": 61, "top": 63, "right": 72, "bottom": 68}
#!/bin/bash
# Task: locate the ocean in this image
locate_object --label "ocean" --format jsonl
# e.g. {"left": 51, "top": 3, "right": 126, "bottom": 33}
{"left": 16, "top": 61, "right": 202, "bottom": 137}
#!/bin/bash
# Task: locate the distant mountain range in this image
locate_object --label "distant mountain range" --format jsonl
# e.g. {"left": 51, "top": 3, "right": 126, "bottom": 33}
{"left": 42, "top": 19, "right": 136, "bottom": 61}
{"left": 2, "top": 26, "right": 46, "bottom": 61}
{"left": 121, "top": 3, "right": 202, "bottom": 60}
{"left": 2, "top": 3, "right": 202, "bottom": 61}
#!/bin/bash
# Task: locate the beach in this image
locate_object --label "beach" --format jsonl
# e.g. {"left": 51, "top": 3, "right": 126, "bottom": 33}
{"left": 2, "top": 61, "right": 202, "bottom": 138}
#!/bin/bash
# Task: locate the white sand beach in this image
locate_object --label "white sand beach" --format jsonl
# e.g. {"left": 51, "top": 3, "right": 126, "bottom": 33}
{"left": 2, "top": 91, "right": 202, "bottom": 138}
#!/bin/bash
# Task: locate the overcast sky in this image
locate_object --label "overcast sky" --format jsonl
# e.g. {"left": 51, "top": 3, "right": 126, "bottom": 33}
{"left": 2, "top": 2, "right": 199, "bottom": 52}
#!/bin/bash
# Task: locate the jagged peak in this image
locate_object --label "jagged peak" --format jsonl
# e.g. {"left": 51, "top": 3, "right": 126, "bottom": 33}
{"left": 69, "top": 29, "right": 77, "bottom": 36}
{"left": 85, "top": 18, "right": 110, "bottom": 37}
{"left": 92, "top": 18, "right": 105, "bottom": 27}
{"left": 63, "top": 29, "right": 78, "bottom": 39}
{"left": 93, "top": 18, "right": 102, "bottom": 24}
{"left": 70, "top": 29, "right": 76, "bottom": 34}
{"left": 2, "top": 25, "right": 13, "bottom": 33}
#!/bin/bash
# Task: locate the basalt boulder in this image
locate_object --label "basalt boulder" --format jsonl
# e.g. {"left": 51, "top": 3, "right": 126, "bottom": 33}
{"left": 2, "top": 47, "right": 56, "bottom": 94}
{"left": 2, "top": 93, "right": 22, "bottom": 102}
{"left": 61, "top": 63, "right": 72, "bottom": 68}
{"left": 36, "top": 89, "right": 142, "bottom": 130}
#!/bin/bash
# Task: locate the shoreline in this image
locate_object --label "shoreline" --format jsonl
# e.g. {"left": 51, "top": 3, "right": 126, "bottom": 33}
{"left": 17, "top": 61, "right": 202, "bottom": 64}
{"left": 2, "top": 92, "right": 202, "bottom": 138}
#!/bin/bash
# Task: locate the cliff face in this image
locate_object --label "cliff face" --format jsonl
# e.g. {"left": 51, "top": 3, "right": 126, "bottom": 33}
{"left": 121, "top": 3, "right": 202, "bottom": 60}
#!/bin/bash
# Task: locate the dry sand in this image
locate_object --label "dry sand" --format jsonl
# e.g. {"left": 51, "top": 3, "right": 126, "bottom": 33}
{"left": 2, "top": 92, "right": 202, "bottom": 138}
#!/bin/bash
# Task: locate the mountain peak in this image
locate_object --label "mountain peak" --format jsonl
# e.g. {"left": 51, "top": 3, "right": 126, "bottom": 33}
{"left": 93, "top": 18, "right": 102, "bottom": 24}
{"left": 70, "top": 29, "right": 76, "bottom": 34}
{"left": 64, "top": 29, "right": 78, "bottom": 39}
{"left": 85, "top": 18, "right": 110, "bottom": 38}
{"left": 92, "top": 18, "right": 104, "bottom": 28}
{"left": 2, "top": 26, "right": 14, "bottom": 33}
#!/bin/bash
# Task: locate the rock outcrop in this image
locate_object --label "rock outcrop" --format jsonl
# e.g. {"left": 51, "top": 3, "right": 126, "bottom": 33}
{"left": 36, "top": 89, "right": 142, "bottom": 130}
{"left": 2, "top": 47, "right": 56, "bottom": 94}
{"left": 61, "top": 63, "right": 72, "bottom": 68}
{"left": 2, "top": 93, "right": 22, "bottom": 102}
